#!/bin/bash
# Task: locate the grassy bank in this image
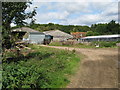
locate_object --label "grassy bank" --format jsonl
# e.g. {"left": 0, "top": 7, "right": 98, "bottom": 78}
{"left": 49, "top": 41, "right": 119, "bottom": 48}
{"left": 2, "top": 44, "right": 81, "bottom": 88}
{"left": 49, "top": 41, "right": 95, "bottom": 48}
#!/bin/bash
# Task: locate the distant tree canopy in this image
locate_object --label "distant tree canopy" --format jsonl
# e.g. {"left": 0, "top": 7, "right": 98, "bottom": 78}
{"left": 11, "top": 20, "right": 120, "bottom": 37}
{"left": 91, "top": 20, "right": 120, "bottom": 35}
{"left": 86, "top": 31, "right": 99, "bottom": 36}
{"left": 2, "top": 2, "right": 36, "bottom": 49}
{"left": 23, "top": 23, "right": 91, "bottom": 34}
{"left": 15, "top": 20, "right": 120, "bottom": 36}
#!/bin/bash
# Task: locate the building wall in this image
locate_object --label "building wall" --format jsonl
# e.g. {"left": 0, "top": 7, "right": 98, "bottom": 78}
{"left": 29, "top": 33, "right": 45, "bottom": 44}
{"left": 23, "top": 33, "right": 45, "bottom": 44}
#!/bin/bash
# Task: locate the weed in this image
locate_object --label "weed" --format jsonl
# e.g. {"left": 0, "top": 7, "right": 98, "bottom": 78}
{"left": 2, "top": 44, "right": 81, "bottom": 88}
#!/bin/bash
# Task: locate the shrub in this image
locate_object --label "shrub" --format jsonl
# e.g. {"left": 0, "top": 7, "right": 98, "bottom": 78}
{"left": 49, "top": 41, "right": 62, "bottom": 46}
{"left": 91, "top": 41, "right": 117, "bottom": 47}
{"left": 2, "top": 45, "right": 80, "bottom": 88}
{"left": 61, "top": 41, "right": 74, "bottom": 46}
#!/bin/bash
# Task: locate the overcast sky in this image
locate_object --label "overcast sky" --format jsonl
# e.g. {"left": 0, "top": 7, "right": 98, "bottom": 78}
{"left": 11, "top": 0, "right": 119, "bottom": 27}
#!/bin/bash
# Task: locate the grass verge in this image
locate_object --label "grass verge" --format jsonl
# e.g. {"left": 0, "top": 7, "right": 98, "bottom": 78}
{"left": 2, "top": 44, "right": 81, "bottom": 88}
{"left": 49, "top": 41, "right": 119, "bottom": 49}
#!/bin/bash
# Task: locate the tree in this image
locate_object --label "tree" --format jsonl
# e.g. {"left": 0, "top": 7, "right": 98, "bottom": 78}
{"left": 86, "top": 31, "right": 94, "bottom": 36}
{"left": 86, "top": 31, "right": 99, "bottom": 36}
{"left": 2, "top": 2, "right": 37, "bottom": 50}
{"left": 90, "top": 20, "right": 120, "bottom": 35}
{"left": 94, "top": 24, "right": 108, "bottom": 35}
{"left": 107, "top": 20, "right": 120, "bottom": 34}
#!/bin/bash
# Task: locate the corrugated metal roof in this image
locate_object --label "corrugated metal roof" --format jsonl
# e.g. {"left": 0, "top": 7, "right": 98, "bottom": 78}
{"left": 12, "top": 27, "right": 39, "bottom": 33}
{"left": 81, "top": 34, "right": 120, "bottom": 39}
{"left": 29, "top": 32, "right": 45, "bottom": 34}
{"left": 43, "top": 30, "right": 73, "bottom": 38}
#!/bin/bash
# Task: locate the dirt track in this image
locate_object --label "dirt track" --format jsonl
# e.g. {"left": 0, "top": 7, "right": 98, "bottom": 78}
{"left": 41, "top": 45, "right": 118, "bottom": 88}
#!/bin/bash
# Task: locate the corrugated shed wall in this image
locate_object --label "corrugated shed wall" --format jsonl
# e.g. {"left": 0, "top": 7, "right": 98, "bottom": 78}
{"left": 29, "top": 33, "right": 45, "bottom": 44}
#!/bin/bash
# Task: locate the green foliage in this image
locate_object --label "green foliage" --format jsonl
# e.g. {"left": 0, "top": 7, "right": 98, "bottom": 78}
{"left": 2, "top": 2, "right": 36, "bottom": 27}
{"left": 91, "top": 20, "right": 120, "bottom": 35}
{"left": 49, "top": 41, "right": 118, "bottom": 48}
{"left": 2, "top": 48, "right": 26, "bottom": 63}
{"left": 49, "top": 41, "right": 95, "bottom": 48}
{"left": 49, "top": 41, "right": 75, "bottom": 47}
{"left": 91, "top": 41, "right": 117, "bottom": 47}
{"left": 3, "top": 50, "right": 18, "bottom": 59}
{"left": 18, "top": 23, "right": 91, "bottom": 34}
{"left": 2, "top": 2, "right": 37, "bottom": 49}
{"left": 106, "top": 20, "right": 120, "bottom": 34}
{"left": 86, "top": 31, "right": 99, "bottom": 36}
{"left": 2, "top": 45, "right": 80, "bottom": 88}
{"left": 49, "top": 41, "right": 62, "bottom": 46}
{"left": 12, "top": 20, "right": 119, "bottom": 36}
{"left": 0, "top": 71, "right": 2, "bottom": 89}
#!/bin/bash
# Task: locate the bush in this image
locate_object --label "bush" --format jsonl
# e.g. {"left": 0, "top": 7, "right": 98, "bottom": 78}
{"left": 91, "top": 41, "right": 117, "bottom": 47}
{"left": 49, "top": 41, "right": 78, "bottom": 46}
{"left": 49, "top": 41, "right": 62, "bottom": 46}
{"left": 62, "top": 41, "right": 75, "bottom": 46}
{"left": 2, "top": 45, "right": 80, "bottom": 88}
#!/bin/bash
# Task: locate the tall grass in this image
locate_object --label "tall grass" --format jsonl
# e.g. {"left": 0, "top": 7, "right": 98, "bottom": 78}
{"left": 2, "top": 44, "right": 80, "bottom": 88}
{"left": 90, "top": 41, "right": 119, "bottom": 48}
{"left": 49, "top": 41, "right": 119, "bottom": 48}
{"left": 49, "top": 41, "right": 95, "bottom": 48}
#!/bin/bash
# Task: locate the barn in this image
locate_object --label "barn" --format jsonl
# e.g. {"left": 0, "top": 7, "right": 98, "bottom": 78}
{"left": 12, "top": 27, "right": 46, "bottom": 44}
{"left": 43, "top": 30, "right": 73, "bottom": 41}
{"left": 80, "top": 34, "right": 120, "bottom": 42}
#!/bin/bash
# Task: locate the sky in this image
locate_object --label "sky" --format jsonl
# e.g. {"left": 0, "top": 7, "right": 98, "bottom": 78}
{"left": 11, "top": 0, "right": 119, "bottom": 27}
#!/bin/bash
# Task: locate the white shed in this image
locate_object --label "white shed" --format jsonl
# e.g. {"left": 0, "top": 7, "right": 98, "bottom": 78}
{"left": 12, "top": 27, "right": 46, "bottom": 44}
{"left": 80, "top": 34, "right": 120, "bottom": 42}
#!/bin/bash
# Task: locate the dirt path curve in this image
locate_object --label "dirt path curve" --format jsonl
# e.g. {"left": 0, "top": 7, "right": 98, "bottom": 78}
{"left": 40, "top": 45, "right": 118, "bottom": 88}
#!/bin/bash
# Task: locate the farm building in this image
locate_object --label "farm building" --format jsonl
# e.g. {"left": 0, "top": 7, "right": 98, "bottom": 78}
{"left": 12, "top": 27, "right": 52, "bottom": 44}
{"left": 71, "top": 32, "right": 87, "bottom": 39}
{"left": 80, "top": 34, "right": 120, "bottom": 42}
{"left": 43, "top": 30, "right": 73, "bottom": 41}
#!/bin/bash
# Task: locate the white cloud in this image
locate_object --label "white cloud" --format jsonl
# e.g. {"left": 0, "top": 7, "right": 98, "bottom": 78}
{"left": 79, "top": 2, "right": 118, "bottom": 25}
{"left": 66, "top": 8, "right": 118, "bottom": 26}
{"left": 63, "top": 14, "right": 102, "bottom": 25}
{"left": 101, "top": 2, "right": 118, "bottom": 16}
{"left": 33, "top": 0, "right": 118, "bottom": 2}
{"left": 47, "top": 2, "right": 90, "bottom": 13}
{"left": 26, "top": 1, "right": 118, "bottom": 26}
{"left": 35, "top": 11, "right": 69, "bottom": 23}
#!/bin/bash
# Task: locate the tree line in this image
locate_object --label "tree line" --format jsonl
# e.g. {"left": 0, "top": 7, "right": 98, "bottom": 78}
{"left": 12, "top": 20, "right": 120, "bottom": 36}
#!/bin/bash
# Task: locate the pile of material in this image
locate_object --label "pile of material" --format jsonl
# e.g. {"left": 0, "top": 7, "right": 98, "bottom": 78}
{"left": 3, "top": 41, "right": 32, "bottom": 61}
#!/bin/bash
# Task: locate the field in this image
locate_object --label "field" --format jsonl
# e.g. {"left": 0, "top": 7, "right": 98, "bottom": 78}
{"left": 2, "top": 44, "right": 81, "bottom": 88}
{"left": 42, "top": 45, "right": 118, "bottom": 88}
